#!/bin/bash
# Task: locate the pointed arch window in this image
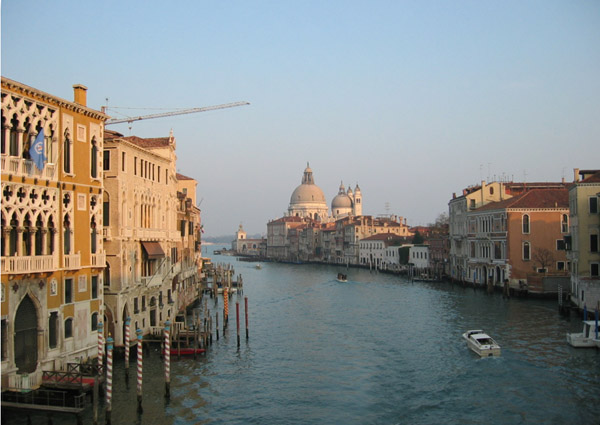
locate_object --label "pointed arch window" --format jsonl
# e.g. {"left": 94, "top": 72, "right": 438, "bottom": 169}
{"left": 90, "top": 216, "right": 97, "bottom": 254}
{"left": 522, "top": 214, "right": 530, "bottom": 234}
{"left": 63, "top": 130, "right": 72, "bottom": 174}
{"left": 91, "top": 137, "right": 98, "bottom": 178}
{"left": 35, "top": 215, "right": 44, "bottom": 255}
{"left": 9, "top": 213, "right": 18, "bottom": 256}
{"left": 47, "top": 216, "right": 55, "bottom": 255}
{"left": 9, "top": 115, "right": 19, "bottom": 156}
{"left": 63, "top": 214, "right": 72, "bottom": 255}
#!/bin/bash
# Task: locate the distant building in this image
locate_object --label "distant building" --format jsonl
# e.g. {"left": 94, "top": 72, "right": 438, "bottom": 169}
{"left": 359, "top": 233, "right": 405, "bottom": 270}
{"left": 469, "top": 188, "right": 570, "bottom": 292}
{"left": 567, "top": 169, "right": 600, "bottom": 309}
{"left": 231, "top": 224, "right": 263, "bottom": 256}
{"left": 448, "top": 180, "right": 568, "bottom": 283}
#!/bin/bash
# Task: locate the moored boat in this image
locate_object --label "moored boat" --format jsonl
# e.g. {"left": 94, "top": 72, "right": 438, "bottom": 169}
{"left": 462, "top": 330, "right": 501, "bottom": 357}
{"left": 336, "top": 273, "right": 347, "bottom": 282}
{"left": 566, "top": 320, "right": 600, "bottom": 348}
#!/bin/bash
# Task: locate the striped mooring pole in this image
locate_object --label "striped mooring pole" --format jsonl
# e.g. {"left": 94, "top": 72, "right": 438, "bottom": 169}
{"left": 105, "top": 336, "right": 113, "bottom": 425}
{"left": 136, "top": 328, "right": 143, "bottom": 413}
{"left": 224, "top": 287, "right": 229, "bottom": 328}
{"left": 97, "top": 322, "right": 104, "bottom": 371}
{"left": 164, "top": 320, "right": 171, "bottom": 398}
{"left": 124, "top": 317, "right": 131, "bottom": 379}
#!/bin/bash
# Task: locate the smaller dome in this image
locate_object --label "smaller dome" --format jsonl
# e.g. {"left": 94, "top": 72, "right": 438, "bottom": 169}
{"left": 332, "top": 193, "right": 352, "bottom": 209}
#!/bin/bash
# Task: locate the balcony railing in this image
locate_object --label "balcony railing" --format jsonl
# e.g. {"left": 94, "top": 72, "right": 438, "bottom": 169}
{"left": 91, "top": 252, "right": 106, "bottom": 267}
{"left": 1, "top": 155, "right": 57, "bottom": 181}
{"left": 63, "top": 252, "right": 81, "bottom": 269}
{"left": 1, "top": 255, "right": 57, "bottom": 274}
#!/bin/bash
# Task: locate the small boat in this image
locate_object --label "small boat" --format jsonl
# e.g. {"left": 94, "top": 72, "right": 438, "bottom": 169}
{"left": 336, "top": 273, "right": 347, "bottom": 282}
{"left": 255, "top": 263, "right": 262, "bottom": 269}
{"left": 162, "top": 347, "right": 206, "bottom": 356}
{"left": 566, "top": 320, "right": 600, "bottom": 348}
{"left": 462, "top": 330, "right": 501, "bottom": 357}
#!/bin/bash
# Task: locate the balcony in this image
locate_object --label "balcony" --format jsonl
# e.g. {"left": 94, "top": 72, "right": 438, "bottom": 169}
{"left": 63, "top": 252, "right": 81, "bottom": 269}
{"left": 1, "top": 255, "right": 57, "bottom": 274}
{"left": 91, "top": 252, "right": 106, "bottom": 267}
{"left": 1, "top": 155, "right": 57, "bottom": 181}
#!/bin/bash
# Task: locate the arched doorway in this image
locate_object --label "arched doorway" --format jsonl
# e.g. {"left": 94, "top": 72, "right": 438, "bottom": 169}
{"left": 14, "top": 295, "right": 38, "bottom": 373}
{"left": 104, "top": 307, "right": 115, "bottom": 340}
{"left": 121, "top": 304, "right": 130, "bottom": 346}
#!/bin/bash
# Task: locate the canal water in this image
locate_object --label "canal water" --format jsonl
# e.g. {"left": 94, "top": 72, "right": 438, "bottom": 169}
{"left": 5, "top": 244, "right": 600, "bottom": 424}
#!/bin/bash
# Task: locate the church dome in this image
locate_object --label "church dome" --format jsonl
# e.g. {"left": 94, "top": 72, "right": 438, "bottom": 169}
{"left": 289, "top": 164, "right": 327, "bottom": 206}
{"left": 332, "top": 193, "right": 352, "bottom": 209}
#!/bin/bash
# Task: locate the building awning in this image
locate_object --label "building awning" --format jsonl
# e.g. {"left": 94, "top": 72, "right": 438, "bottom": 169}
{"left": 141, "top": 241, "right": 165, "bottom": 259}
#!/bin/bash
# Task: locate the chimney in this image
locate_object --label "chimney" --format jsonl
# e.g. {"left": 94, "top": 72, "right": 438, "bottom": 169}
{"left": 481, "top": 180, "right": 486, "bottom": 205}
{"left": 73, "top": 84, "right": 88, "bottom": 106}
{"left": 573, "top": 168, "right": 580, "bottom": 182}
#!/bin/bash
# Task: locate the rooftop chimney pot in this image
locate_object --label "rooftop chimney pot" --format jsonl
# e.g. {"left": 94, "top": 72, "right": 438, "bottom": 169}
{"left": 73, "top": 84, "right": 88, "bottom": 106}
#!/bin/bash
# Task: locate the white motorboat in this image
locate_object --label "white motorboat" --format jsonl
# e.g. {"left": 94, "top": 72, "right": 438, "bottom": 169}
{"left": 566, "top": 320, "right": 600, "bottom": 348}
{"left": 255, "top": 263, "right": 262, "bottom": 269}
{"left": 462, "top": 330, "right": 501, "bottom": 357}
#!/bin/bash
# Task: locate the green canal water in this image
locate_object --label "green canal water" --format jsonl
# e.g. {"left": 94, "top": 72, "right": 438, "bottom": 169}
{"left": 4, "top": 244, "right": 600, "bottom": 424}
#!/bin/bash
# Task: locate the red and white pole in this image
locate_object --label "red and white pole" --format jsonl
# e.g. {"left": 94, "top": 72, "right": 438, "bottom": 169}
{"left": 97, "top": 322, "right": 104, "bottom": 372}
{"left": 124, "top": 317, "right": 131, "bottom": 378}
{"left": 136, "top": 328, "right": 143, "bottom": 413}
{"left": 164, "top": 320, "right": 171, "bottom": 398}
{"left": 105, "top": 336, "right": 113, "bottom": 424}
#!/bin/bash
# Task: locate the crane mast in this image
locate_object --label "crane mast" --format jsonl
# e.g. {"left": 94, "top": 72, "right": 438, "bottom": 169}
{"left": 104, "top": 101, "right": 250, "bottom": 126}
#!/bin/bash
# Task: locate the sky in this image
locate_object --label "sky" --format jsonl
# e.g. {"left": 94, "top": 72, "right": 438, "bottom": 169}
{"left": 2, "top": 1, "right": 599, "bottom": 237}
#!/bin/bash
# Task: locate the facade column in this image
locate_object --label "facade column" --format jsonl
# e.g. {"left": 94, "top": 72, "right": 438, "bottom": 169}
{"left": 16, "top": 227, "right": 24, "bottom": 256}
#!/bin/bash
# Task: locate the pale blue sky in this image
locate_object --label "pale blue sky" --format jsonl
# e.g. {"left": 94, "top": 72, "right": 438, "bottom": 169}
{"left": 2, "top": 1, "right": 599, "bottom": 236}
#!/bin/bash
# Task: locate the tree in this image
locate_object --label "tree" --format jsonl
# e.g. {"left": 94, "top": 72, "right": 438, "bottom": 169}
{"left": 428, "top": 212, "right": 449, "bottom": 234}
{"left": 412, "top": 230, "right": 424, "bottom": 244}
{"left": 533, "top": 247, "right": 555, "bottom": 272}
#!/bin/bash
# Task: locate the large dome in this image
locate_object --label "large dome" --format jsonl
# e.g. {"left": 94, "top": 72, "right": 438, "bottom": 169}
{"left": 290, "top": 184, "right": 327, "bottom": 205}
{"left": 288, "top": 164, "right": 329, "bottom": 220}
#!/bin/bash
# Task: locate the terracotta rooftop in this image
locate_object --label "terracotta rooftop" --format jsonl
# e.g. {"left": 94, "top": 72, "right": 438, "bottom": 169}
{"left": 581, "top": 170, "right": 600, "bottom": 183}
{"left": 361, "top": 233, "right": 406, "bottom": 242}
{"left": 122, "top": 135, "right": 171, "bottom": 148}
{"left": 176, "top": 173, "right": 194, "bottom": 180}
{"left": 476, "top": 188, "right": 568, "bottom": 211}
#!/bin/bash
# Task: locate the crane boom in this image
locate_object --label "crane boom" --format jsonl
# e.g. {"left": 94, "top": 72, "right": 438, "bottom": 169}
{"left": 105, "top": 101, "right": 250, "bottom": 125}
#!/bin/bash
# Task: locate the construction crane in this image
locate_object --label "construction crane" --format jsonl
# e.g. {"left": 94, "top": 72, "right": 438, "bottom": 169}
{"left": 103, "top": 101, "right": 250, "bottom": 126}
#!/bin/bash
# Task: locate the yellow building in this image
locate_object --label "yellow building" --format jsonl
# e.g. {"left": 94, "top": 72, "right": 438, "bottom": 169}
{"left": 1, "top": 77, "right": 107, "bottom": 389}
{"left": 567, "top": 169, "right": 600, "bottom": 309}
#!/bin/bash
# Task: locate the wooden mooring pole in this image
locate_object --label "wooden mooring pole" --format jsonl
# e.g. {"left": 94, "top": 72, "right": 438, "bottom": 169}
{"left": 245, "top": 296, "right": 249, "bottom": 340}
{"left": 236, "top": 301, "right": 240, "bottom": 347}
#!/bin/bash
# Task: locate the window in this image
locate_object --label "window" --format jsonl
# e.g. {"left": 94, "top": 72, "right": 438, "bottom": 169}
{"left": 63, "top": 215, "right": 71, "bottom": 255}
{"left": 591, "top": 234, "right": 599, "bottom": 253}
{"left": 103, "top": 194, "right": 110, "bottom": 227}
{"left": 121, "top": 152, "right": 126, "bottom": 172}
{"left": 470, "top": 199, "right": 476, "bottom": 209}
{"left": 64, "top": 278, "right": 73, "bottom": 303}
{"left": 49, "top": 312, "right": 58, "bottom": 349}
{"left": 523, "top": 242, "right": 531, "bottom": 261}
{"left": 561, "top": 214, "right": 569, "bottom": 233}
{"left": 91, "top": 313, "right": 98, "bottom": 331}
{"left": 142, "top": 296, "right": 146, "bottom": 312}
{"left": 64, "top": 318, "right": 73, "bottom": 338}
{"left": 91, "top": 276, "right": 98, "bottom": 299}
{"left": 180, "top": 220, "right": 186, "bottom": 236}
{"left": 134, "top": 157, "right": 137, "bottom": 175}
{"left": 556, "top": 239, "right": 566, "bottom": 251}
{"left": 557, "top": 261, "right": 565, "bottom": 271}
{"left": 522, "top": 214, "right": 530, "bottom": 234}
{"left": 103, "top": 150, "right": 110, "bottom": 171}
{"left": 63, "top": 130, "right": 72, "bottom": 174}
{"left": 134, "top": 297, "right": 139, "bottom": 314}
{"left": 590, "top": 197, "right": 598, "bottom": 214}
{"left": 591, "top": 263, "right": 599, "bottom": 277}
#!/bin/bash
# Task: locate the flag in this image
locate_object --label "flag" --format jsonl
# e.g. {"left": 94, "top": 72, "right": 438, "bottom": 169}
{"left": 29, "top": 128, "right": 47, "bottom": 171}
